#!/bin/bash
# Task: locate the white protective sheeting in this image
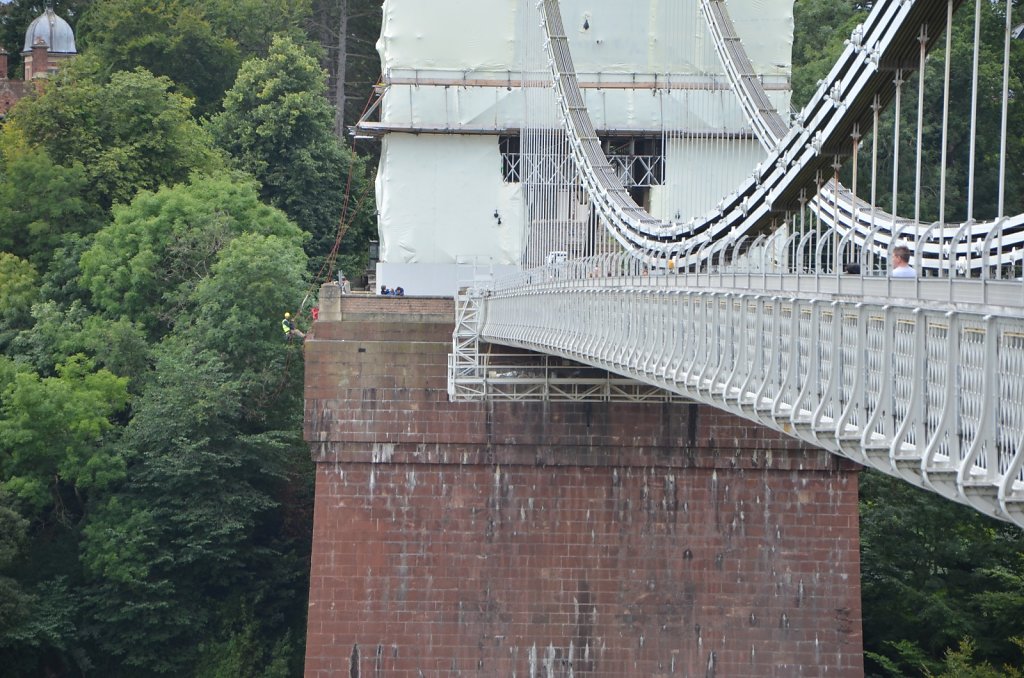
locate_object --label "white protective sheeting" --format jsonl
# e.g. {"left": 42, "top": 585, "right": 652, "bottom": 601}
{"left": 378, "top": 85, "right": 775, "bottom": 134}
{"left": 376, "top": 262, "right": 522, "bottom": 297}
{"left": 651, "top": 137, "right": 765, "bottom": 221}
{"left": 378, "top": 0, "right": 792, "bottom": 79}
{"left": 378, "top": 1, "right": 520, "bottom": 73}
{"left": 373, "top": 0, "right": 794, "bottom": 276}
{"left": 376, "top": 133, "right": 524, "bottom": 264}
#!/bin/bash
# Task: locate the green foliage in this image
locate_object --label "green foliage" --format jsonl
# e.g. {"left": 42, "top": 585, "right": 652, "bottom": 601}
{"left": 0, "top": 574, "right": 79, "bottom": 676}
{"left": 791, "top": 0, "right": 867, "bottom": 108}
{"left": 74, "top": 334, "right": 308, "bottom": 674}
{"left": 9, "top": 65, "right": 222, "bottom": 211}
{"left": 205, "top": 0, "right": 314, "bottom": 59}
{"left": 80, "top": 497, "right": 158, "bottom": 586}
{"left": 0, "top": 253, "right": 39, "bottom": 348}
{"left": 860, "top": 470, "right": 1024, "bottom": 676}
{"left": 926, "top": 637, "right": 1024, "bottom": 678}
{"left": 36, "top": 233, "right": 95, "bottom": 309}
{"left": 208, "top": 34, "right": 376, "bottom": 277}
{"left": 194, "top": 607, "right": 295, "bottom": 678}
{"left": 70, "top": 166, "right": 309, "bottom": 672}
{"left": 76, "top": 0, "right": 242, "bottom": 117}
{"left": 0, "top": 146, "right": 95, "bottom": 266}
{"left": 79, "top": 173, "right": 304, "bottom": 338}
{"left": 0, "top": 355, "right": 129, "bottom": 515}
{"left": 187, "top": 232, "right": 310, "bottom": 408}
{"left": 0, "top": 1, "right": 340, "bottom": 674}
{"left": 0, "top": 489, "right": 31, "bottom": 645}
{"left": 76, "top": 0, "right": 314, "bottom": 116}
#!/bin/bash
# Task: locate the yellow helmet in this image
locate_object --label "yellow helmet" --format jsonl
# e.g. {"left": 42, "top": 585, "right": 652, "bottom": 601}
{"left": 284, "top": 312, "right": 291, "bottom": 319}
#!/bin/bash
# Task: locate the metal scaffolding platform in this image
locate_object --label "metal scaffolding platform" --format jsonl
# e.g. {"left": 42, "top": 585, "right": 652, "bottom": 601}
{"left": 448, "top": 292, "right": 688, "bottom": 403}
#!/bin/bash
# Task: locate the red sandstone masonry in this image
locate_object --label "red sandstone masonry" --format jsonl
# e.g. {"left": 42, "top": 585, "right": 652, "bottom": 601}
{"left": 304, "top": 290, "right": 863, "bottom": 677}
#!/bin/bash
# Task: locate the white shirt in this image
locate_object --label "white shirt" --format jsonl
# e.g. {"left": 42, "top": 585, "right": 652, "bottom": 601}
{"left": 891, "top": 266, "right": 916, "bottom": 278}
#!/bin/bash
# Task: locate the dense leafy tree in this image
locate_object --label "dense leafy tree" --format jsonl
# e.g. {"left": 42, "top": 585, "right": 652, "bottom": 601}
{"left": 79, "top": 173, "right": 303, "bottom": 338}
{"left": 9, "top": 300, "right": 151, "bottom": 390}
{"left": 0, "top": 253, "right": 38, "bottom": 348}
{"left": 0, "top": 2, "right": 325, "bottom": 675}
{"left": 860, "top": 470, "right": 1024, "bottom": 676}
{"left": 791, "top": 0, "right": 867, "bottom": 108}
{"left": 0, "top": 355, "right": 129, "bottom": 516}
{"left": 204, "top": 0, "right": 313, "bottom": 60}
{"left": 8, "top": 65, "right": 222, "bottom": 211}
{"left": 9, "top": 2, "right": 1022, "bottom": 677}
{"left": 74, "top": 0, "right": 241, "bottom": 116}
{"left": 187, "top": 232, "right": 311, "bottom": 409}
{"left": 0, "top": 488, "right": 78, "bottom": 676}
{"left": 76, "top": 0, "right": 315, "bottom": 116}
{"left": 208, "top": 34, "right": 375, "bottom": 278}
{"left": 0, "top": 144, "right": 95, "bottom": 266}
{"left": 68, "top": 164, "right": 311, "bottom": 674}
{"left": 73, "top": 290, "right": 309, "bottom": 675}
{"left": 0, "top": 490, "right": 31, "bottom": 645}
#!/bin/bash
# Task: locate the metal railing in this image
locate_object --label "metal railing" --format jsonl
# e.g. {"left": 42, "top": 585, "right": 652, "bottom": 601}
{"left": 447, "top": 0, "right": 1024, "bottom": 528}
{"left": 465, "top": 276, "right": 1024, "bottom": 527}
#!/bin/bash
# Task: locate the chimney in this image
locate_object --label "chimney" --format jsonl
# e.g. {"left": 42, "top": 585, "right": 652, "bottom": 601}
{"left": 0, "top": 49, "right": 7, "bottom": 80}
{"left": 30, "top": 38, "right": 47, "bottom": 79}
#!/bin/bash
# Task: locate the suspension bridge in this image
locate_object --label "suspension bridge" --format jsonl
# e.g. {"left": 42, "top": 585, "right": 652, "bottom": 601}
{"left": 447, "top": 0, "right": 1024, "bottom": 529}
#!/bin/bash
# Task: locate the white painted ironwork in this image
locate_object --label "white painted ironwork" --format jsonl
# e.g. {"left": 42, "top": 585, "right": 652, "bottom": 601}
{"left": 540, "top": 0, "right": 1024, "bottom": 272}
{"left": 450, "top": 291, "right": 687, "bottom": 403}
{"left": 446, "top": 0, "right": 1024, "bottom": 528}
{"left": 467, "top": 277, "right": 1024, "bottom": 527}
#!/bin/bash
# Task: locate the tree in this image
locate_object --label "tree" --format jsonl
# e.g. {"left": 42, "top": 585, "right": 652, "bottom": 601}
{"left": 0, "top": 490, "right": 31, "bottom": 647}
{"left": 0, "top": 489, "right": 78, "bottom": 677}
{"left": 76, "top": 0, "right": 316, "bottom": 116}
{"left": 860, "top": 470, "right": 1024, "bottom": 675}
{"left": 0, "top": 4, "right": 322, "bottom": 675}
{"left": 0, "top": 144, "right": 95, "bottom": 266}
{"left": 75, "top": 0, "right": 242, "bottom": 117}
{"left": 76, "top": 226, "right": 310, "bottom": 673}
{"left": 204, "top": 0, "right": 314, "bottom": 60}
{"left": 0, "top": 355, "right": 129, "bottom": 518}
{"left": 308, "top": 0, "right": 383, "bottom": 138}
{"left": 78, "top": 173, "right": 303, "bottom": 339}
{"left": 8, "top": 65, "right": 222, "bottom": 212}
{"left": 187, "top": 231, "right": 311, "bottom": 405}
{"left": 0, "top": 253, "right": 38, "bottom": 349}
{"left": 208, "top": 34, "right": 375, "bottom": 277}
{"left": 791, "top": 0, "right": 867, "bottom": 108}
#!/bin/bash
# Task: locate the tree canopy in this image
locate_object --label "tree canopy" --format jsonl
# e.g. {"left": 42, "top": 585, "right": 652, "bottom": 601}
{"left": 7, "top": 65, "right": 222, "bottom": 211}
{"left": 208, "top": 34, "right": 375, "bottom": 277}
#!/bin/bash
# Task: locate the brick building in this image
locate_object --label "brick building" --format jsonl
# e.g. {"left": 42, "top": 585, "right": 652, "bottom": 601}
{"left": 0, "top": 6, "right": 77, "bottom": 116}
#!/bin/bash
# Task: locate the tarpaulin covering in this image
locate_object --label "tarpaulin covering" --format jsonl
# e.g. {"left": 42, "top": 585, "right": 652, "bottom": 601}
{"left": 373, "top": 0, "right": 794, "bottom": 280}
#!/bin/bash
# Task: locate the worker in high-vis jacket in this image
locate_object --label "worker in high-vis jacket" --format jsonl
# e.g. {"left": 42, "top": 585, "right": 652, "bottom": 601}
{"left": 282, "top": 312, "right": 305, "bottom": 340}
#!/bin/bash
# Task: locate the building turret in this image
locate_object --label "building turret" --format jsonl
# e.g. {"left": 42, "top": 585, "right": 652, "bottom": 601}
{"left": 22, "top": 6, "right": 77, "bottom": 80}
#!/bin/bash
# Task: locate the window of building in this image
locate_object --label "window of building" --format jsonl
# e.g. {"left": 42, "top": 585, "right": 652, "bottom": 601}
{"left": 500, "top": 135, "right": 521, "bottom": 183}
